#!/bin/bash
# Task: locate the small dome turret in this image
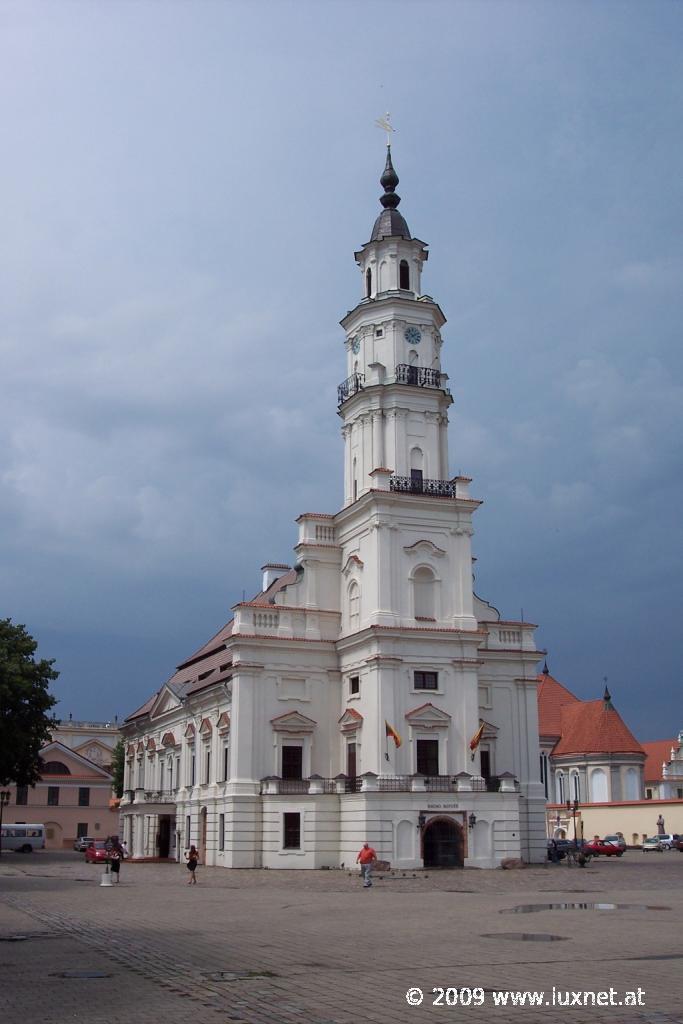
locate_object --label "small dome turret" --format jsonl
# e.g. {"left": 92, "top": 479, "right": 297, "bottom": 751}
{"left": 371, "top": 146, "right": 411, "bottom": 241}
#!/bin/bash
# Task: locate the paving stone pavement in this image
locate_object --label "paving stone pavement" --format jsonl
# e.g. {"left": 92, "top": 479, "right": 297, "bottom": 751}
{"left": 1, "top": 852, "right": 683, "bottom": 1024}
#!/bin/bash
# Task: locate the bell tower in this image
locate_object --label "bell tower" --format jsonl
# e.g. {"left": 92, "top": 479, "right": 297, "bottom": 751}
{"left": 338, "top": 147, "right": 453, "bottom": 506}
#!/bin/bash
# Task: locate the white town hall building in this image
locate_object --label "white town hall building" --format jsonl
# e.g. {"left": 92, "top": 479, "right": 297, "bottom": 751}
{"left": 120, "top": 148, "right": 547, "bottom": 869}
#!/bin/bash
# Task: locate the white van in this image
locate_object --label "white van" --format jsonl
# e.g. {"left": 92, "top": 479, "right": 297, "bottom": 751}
{"left": 0, "top": 824, "right": 46, "bottom": 853}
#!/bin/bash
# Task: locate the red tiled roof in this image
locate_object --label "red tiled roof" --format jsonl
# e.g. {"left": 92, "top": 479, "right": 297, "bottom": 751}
{"left": 642, "top": 739, "right": 679, "bottom": 783}
{"left": 537, "top": 672, "right": 581, "bottom": 738}
{"left": 552, "top": 699, "right": 645, "bottom": 757}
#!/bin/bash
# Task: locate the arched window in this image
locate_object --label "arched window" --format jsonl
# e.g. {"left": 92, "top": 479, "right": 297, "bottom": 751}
{"left": 413, "top": 566, "right": 436, "bottom": 619}
{"left": 365, "top": 267, "right": 372, "bottom": 297}
{"left": 410, "top": 447, "right": 424, "bottom": 491}
{"left": 379, "top": 260, "right": 388, "bottom": 291}
{"left": 590, "top": 767, "right": 608, "bottom": 802}
{"left": 42, "top": 761, "right": 71, "bottom": 775}
{"left": 399, "top": 259, "right": 410, "bottom": 289}
{"left": 556, "top": 771, "right": 565, "bottom": 804}
{"left": 348, "top": 582, "right": 360, "bottom": 631}
{"left": 352, "top": 457, "right": 358, "bottom": 501}
{"left": 624, "top": 766, "right": 640, "bottom": 801}
{"left": 571, "top": 771, "right": 581, "bottom": 802}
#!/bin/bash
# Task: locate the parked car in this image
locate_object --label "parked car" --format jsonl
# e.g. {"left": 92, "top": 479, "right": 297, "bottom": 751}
{"left": 583, "top": 839, "right": 623, "bottom": 857}
{"left": 655, "top": 834, "right": 677, "bottom": 850}
{"left": 603, "top": 834, "right": 627, "bottom": 851}
{"left": 73, "top": 837, "right": 95, "bottom": 852}
{"left": 673, "top": 837, "right": 683, "bottom": 852}
{"left": 84, "top": 841, "right": 111, "bottom": 863}
{"left": 642, "top": 836, "right": 664, "bottom": 853}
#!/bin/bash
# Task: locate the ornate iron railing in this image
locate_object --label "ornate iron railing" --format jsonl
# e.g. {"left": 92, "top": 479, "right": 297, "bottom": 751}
{"left": 395, "top": 364, "right": 443, "bottom": 388}
{"left": 389, "top": 476, "right": 457, "bottom": 497}
{"left": 337, "top": 372, "right": 365, "bottom": 406}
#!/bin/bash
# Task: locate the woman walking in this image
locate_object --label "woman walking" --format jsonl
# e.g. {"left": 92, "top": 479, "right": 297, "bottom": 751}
{"left": 185, "top": 844, "right": 199, "bottom": 884}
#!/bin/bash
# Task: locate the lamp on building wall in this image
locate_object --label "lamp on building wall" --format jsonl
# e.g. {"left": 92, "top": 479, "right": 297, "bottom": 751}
{"left": 0, "top": 790, "right": 11, "bottom": 858}
{"left": 417, "top": 813, "right": 426, "bottom": 831}
{"left": 468, "top": 812, "right": 477, "bottom": 831}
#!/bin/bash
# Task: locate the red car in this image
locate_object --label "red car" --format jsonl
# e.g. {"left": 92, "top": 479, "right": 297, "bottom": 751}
{"left": 84, "top": 841, "right": 111, "bottom": 863}
{"left": 583, "top": 839, "right": 623, "bottom": 857}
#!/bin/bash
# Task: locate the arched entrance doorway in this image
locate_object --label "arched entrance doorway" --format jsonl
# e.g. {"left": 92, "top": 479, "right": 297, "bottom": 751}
{"left": 423, "top": 817, "right": 464, "bottom": 868}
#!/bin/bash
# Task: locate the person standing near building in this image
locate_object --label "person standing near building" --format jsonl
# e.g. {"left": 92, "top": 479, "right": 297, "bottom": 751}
{"left": 356, "top": 842, "right": 377, "bottom": 888}
{"left": 185, "top": 844, "right": 199, "bottom": 884}
{"left": 109, "top": 840, "right": 124, "bottom": 884}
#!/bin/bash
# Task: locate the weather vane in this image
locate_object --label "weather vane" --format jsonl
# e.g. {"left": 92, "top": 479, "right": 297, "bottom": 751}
{"left": 374, "top": 112, "right": 396, "bottom": 146}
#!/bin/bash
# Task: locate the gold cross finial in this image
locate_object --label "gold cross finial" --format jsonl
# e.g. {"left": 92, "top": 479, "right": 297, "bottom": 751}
{"left": 374, "top": 112, "right": 396, "bottom": 146}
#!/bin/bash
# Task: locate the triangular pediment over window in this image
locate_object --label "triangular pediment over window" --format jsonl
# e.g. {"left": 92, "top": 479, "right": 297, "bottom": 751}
{"left": 39, "top": 740, "right": 113, "bottom": 780}
{"left": 199, "top": 718, "right": 213, "bottom": 737}
{"left": 270, "top": 710, "right": 317, "bottom": 734}
{"left": 184, "top": 722, "right": 196, "bottom": 739}
{"left": 149, "top": 685, "right": 183, "bottom": 719}
{"left": 480, "top": 720, "right": 498, "bottom": 740}
{"left": 145, "top": 737, "right": 156, "bottom": 751}
{"left": 338, "top": 708, "right": 363, "bottom": 734}
{"left": 161, "top": 731, "right": 178, "bottom": 748}
{"left": 405, "top": 702, "right": 452, "bottom": 729}
{"left": 216, "top": 712, "right": 231, "bottom": 734}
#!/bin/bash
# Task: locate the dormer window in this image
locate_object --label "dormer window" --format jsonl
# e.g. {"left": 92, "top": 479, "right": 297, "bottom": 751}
{"left": 366, "top": 267, "right": 372, "bottom": 297}
{"left": 399, "top": 259, "right": 410, "bottom": 289}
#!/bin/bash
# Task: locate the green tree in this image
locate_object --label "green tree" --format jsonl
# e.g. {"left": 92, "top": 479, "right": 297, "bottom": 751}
{"left": 0, "top": 619, "right": 58, "bottom": 786}
{"left": 110, "top": 737, "right": 125, "bottom": 798}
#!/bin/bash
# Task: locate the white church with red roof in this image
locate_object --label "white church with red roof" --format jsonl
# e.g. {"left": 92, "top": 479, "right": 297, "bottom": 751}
{"left": 119, "top": 147, "right": 549, "bottom": 869}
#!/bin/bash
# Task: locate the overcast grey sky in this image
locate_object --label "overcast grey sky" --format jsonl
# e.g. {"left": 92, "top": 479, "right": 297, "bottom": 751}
{"left": 1, "top": 0, "right": 681, "bottom": 739}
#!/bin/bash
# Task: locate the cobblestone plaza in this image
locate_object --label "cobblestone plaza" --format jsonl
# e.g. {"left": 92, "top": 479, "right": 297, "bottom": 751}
{"left": 1, "top": 853, "right": 682, "bottom": 1024}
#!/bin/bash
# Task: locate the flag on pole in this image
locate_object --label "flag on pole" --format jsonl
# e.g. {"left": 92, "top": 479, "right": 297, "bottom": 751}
{"left": 385, "top": 721, "right": 402, "bottom": 748}
{"left": 469, "top": 722, "right": 485, "bottom": 753}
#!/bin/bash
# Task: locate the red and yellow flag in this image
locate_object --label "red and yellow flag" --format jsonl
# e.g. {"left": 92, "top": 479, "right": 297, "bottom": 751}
{"left": 469, "top": 722, "right": 485, "bottom": 752}
{"left": 385, "top": 721, "right": 402, "bottom": 748}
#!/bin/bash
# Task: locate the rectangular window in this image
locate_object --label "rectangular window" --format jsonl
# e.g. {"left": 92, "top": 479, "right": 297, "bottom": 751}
{"left": 47, "top": 786, "right": 59, "bottom": 806}
{"left": 204, "top": 747, "right": 211, "bottom": 784}
{"left": 223, "top": 745, "right": 230, "bottom": 781}
{"left": 282, "top": 745, "right": 303, "bottom": 780}
{"left": 347, "top": 742, "right": 357, "bottom": 781}
{"left": 219, "top": 813, "right": 225, "bottom": 851}
{"left": 175, "top": 757, "right": 180, "bottom": 789}
{"left": 15, "top": 786, "right": 28, "bottom": 806}
{"left": 185, "top": 816, "right": 191, "bottom": 848}
{"left": 414, "top": 671, "right": 438, "bottom": 690}
{"left": 349, "top": 675, "right": 360, "bottom": 695}
{"left": 416, "top": 739, "right": 439, "bottom": 776}
{"left": 645, "top": 789, "right": 652, "bottom": 800}
{"left": 78, "top": 787, "right": 90, "bottom": 807}
{"left": 283, "top": 812, "right": 301, "bottom": 850}
{"left": 76, "top": 822, "right": 88, "bottom": 838}
{"left": 190, "top": 753, "right": 195, "bottom": 786}
{"left": 480, "top": 750, "right": 491, "bottom": 780}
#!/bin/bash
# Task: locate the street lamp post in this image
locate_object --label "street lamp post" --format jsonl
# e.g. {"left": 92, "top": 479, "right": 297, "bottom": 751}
{"left": 566, "top": 798, "right": 580, "bottom": 847}
{"left": 0, "top": 790, "right": 11, "bottom": 858}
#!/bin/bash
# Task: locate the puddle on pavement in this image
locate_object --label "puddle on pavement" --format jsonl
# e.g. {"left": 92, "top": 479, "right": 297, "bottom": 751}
{"left": 501, "top": 902, "right": 672, "bottom": 914}
{"left": 52, "top": 970, "right": 111, "bottom": 979}
{"left": 205, "top": 970, "right": 280, "bottom": 982}
{"left": 481, "top": 932, "right": 567, "bottom": 942}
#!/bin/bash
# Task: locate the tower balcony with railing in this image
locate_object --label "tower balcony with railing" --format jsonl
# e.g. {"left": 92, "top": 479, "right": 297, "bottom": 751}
{"left": 337, "top": 364, "right": 450, "bottom": 408}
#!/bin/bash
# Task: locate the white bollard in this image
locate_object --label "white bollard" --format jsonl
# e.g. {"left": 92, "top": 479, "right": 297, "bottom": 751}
{"left": 100, "top": 864, "right": 113, "bottom": 887}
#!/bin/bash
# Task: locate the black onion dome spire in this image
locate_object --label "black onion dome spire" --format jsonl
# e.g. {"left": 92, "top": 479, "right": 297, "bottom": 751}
{"left": 370, "top": 145, "right": 411, "bottom": 241}
{"left": 379, "top": 146, "right": 400, "bottom": 208}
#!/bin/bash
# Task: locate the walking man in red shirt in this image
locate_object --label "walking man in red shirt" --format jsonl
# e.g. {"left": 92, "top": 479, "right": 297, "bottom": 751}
{"left": 356, "top": 841, "right": 377, "bottom": 888}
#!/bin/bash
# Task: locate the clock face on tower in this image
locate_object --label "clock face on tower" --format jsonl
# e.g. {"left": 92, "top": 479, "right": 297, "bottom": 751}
{"left": 351, "top": 336, "right": 361, "bottom": 354}
{"left": 404, "top": 326, "right": 422, "bottom": 345}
